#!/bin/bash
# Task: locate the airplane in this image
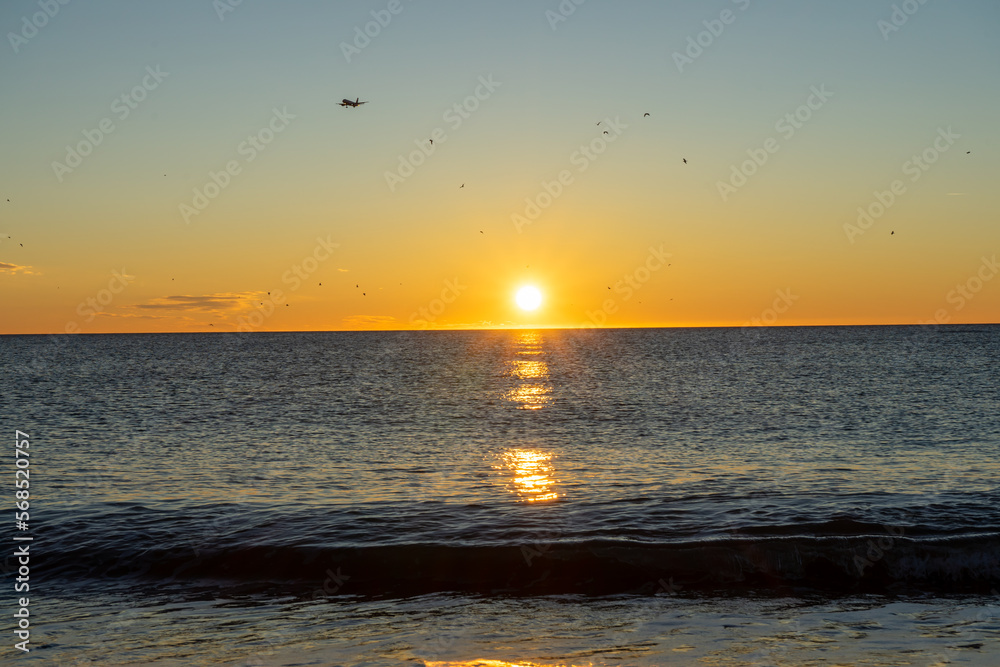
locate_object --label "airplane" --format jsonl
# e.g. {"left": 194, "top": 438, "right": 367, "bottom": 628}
{"left": 338, "top": 98, "right": 368, "bottom": 108}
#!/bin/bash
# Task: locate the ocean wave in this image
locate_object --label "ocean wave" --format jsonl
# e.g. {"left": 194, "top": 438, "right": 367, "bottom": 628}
{"left": 39, "top": 534, "right": 1000, "bottom": 596}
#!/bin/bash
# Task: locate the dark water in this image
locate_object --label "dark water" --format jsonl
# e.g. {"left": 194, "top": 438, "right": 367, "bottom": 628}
{"left": 2, "top": 326, "right": 999, "bottom": 665}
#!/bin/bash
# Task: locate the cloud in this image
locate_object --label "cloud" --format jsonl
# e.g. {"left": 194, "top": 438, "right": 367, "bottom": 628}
{"left": 342, "top": 315, "right": 398, "bottom": 328}
{"left": 0, "top": 262, "right": 38, "bottom": 276}
{"left": 126, "top": 292, "right": 264, "bottom": 314}
{"left": 91, "top": 312, "right": 169, "bottom": 320}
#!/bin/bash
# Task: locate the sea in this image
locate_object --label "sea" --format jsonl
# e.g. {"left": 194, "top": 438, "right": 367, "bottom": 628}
{"left": 1, "top": 325, "right": 999, "bottom": 666}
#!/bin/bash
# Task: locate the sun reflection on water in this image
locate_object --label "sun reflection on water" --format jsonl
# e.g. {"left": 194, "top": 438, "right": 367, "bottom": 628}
{"left": 498, "top": 449, "right": 560, "bottom": 502}
{"left": 503, "top": 331, "right": 551, "bottom": 410}
{"left": 425, "top": 662, "right": 581, "bottom": 667}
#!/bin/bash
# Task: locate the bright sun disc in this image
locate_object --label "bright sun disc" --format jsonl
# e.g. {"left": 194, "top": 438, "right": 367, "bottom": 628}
{"left": 516, "top": 286, "right": 543, "bottom": 311}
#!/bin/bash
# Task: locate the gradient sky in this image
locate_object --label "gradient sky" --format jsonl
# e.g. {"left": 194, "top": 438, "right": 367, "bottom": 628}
{"left": 1, "top": 0, "right": 998, "bottom": 333}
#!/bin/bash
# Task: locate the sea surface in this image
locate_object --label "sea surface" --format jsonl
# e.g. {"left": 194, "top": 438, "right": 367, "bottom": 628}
{"left": 1, "top": 326, "right": 999, "bottom": 666}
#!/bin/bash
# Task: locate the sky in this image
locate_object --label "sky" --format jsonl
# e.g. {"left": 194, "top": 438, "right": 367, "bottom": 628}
{"left": 1, "top": 0, "right": 998, "bottom": 334}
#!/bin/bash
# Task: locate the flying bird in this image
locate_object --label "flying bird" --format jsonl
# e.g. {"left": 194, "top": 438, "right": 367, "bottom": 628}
{"left": 683, "top": 159, "right": 688, "bottom": 164}
{"left": 460, "top": 184, "right": 465, "bottom": 188}
{"left": 644, "top": 113, "right": 650, "bottom": 117}
{"left": 604, "top": 131, "right": 609, "bottom": 135}
{"left": 338, "top": 98, "right": 368, "bottom": 108}
{"left": 891, "top": 231, "right": 895, "bottom": 235}
{"left": 429, "top": 139, "right": 433, "bottom": 146}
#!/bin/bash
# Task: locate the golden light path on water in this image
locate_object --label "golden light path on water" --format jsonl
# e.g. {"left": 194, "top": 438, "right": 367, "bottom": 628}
{"left": 497, "top": 332, "right": 560, "bottom": 502}
{"left": 499, "top": 449, "right": 559, "bottom": 502}
{"left": 425, "top": 662, "right": 583, "bottom": 667}
{"left": 504, "top": 331, "right": 551, "bottom": 410}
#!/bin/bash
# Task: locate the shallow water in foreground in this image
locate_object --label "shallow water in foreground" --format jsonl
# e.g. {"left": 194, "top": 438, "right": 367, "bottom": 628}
{"left": 34, "top": 589, "right": 1000, "bottom": 665}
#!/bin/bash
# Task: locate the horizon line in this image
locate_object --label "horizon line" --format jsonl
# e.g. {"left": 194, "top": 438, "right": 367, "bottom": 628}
{"left": 3, "top": 321, "right": 999, "bottom": 337}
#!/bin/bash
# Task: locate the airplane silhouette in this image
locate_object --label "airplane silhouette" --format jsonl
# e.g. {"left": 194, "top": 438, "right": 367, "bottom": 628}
{"left": 339, "top": 98, "right": 368, "bottom": 108}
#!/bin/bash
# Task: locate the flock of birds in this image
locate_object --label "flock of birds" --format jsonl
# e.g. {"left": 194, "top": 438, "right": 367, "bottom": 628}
{"left": 343, "top": 96, "right": 981, "bottom": 243}
{"left": 4, "top": 199, "right": 25, "bottom": 248}
{"left": 342, "top": 98, "right": 691, "bottom": 194}
{"left": 0, "top": 104, "right": 978, "bottom": 328}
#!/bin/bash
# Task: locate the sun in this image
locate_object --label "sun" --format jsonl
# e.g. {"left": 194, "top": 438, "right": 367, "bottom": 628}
{"left": 516, "top": 286, "right": 543, "bottom": 311}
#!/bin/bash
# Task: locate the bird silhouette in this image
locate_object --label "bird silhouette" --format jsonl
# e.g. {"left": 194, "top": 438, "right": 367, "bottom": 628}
{"left": 429, "top": 139, "right": 433, "bottom": 145}
{"left": 644, "top": 113, "right": 650, "bottom": 117}
{"left": 460, "top": 184, "right": 465, "bottom": 188}
{"left": 604, "top": 131, "right": 609, "bottom": 135}
{"left": 891, "top": 231, "right": 895, "bottom": 235}
{"left": 683, "top": 159, "right": 687, "bottom": 164}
